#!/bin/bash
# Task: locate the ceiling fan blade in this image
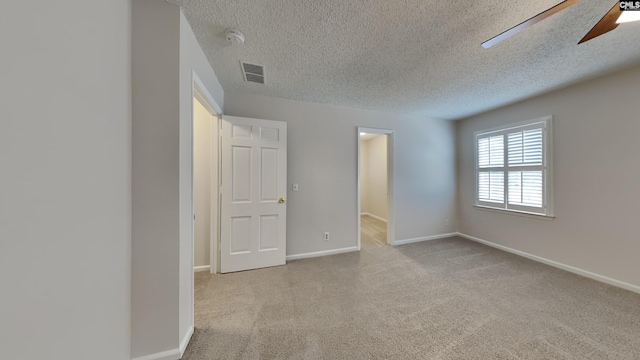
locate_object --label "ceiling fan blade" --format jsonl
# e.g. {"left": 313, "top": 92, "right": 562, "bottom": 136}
{"left": 482, "top": 0, "right": 582, "bottom": 48}
{"left": 578, "top": 3, "right": 622, "bottom": 44}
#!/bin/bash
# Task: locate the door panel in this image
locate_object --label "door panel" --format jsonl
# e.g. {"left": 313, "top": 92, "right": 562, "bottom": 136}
{"left": 221, "top": 116, "right": 287, "bottom": 273}
{"left": 230, "top": 216, "right": 251, "bottom": 254}
{"left": 232, "top": 124, "right": 252, "bottom": 139}
{"left": 259, "top": 215, "right": 278, "bottom": 251}
{"left": 260, "top": 127, "right": 280, "bottom": 141}
{"left": 231, "top": 146, "right": 251, "bottom": 202}
{"left": 260, "top": 148, "right": 279, "bottom": 201}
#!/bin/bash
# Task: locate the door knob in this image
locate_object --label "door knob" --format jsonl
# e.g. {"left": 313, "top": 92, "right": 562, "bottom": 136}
{"left": 278, "top": 198, "right": 286, "bottom": 204}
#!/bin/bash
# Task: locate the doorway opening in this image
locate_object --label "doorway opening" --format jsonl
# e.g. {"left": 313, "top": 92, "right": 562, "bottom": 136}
{"left": 192, "top": 74, "right": 222, "bottom": 277}
{"left": 193, "top": 96, "right": 215, "bottom": 274}
{"left": 357, "top": 127, "right": 394, "bottom": 249}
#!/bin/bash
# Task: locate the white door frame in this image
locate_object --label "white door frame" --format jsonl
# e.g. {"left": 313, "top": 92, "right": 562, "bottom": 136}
{"left": 192, "top": 71, "right": 222, "bottom": 276}
{"left": 357, "top": 127, "right": 395, "bottom": 249}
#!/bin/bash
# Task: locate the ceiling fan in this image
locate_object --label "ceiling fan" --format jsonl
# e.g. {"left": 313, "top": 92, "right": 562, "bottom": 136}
{"left": 483, "top": 0, "right": 640, "bottom": 48}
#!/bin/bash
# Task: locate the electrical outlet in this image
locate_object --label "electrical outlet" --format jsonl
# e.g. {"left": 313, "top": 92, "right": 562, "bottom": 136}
{"left": 324, "top": 232, "right": 330, "bottom": 241}
{"left": 445, "top": 219, "right": 450, "bottom": 226}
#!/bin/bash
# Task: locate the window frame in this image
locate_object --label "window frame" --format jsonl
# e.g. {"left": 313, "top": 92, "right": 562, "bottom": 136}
{"left": 474, "top": 116, "right": 554, "bottom": 217}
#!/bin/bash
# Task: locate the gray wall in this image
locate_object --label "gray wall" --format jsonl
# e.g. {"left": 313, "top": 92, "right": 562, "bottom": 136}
{"left": 132, "top": 1, "right": 224, "bottom": 358}
{"left": 0, "top": 0, "right": 132, "bottom": 359}
{"left": 178, "top": 8, "right": 224, "bottom": 352}
{"left": 132, "top": 1, "right": 180, "bottom": 356}
{"left": 225, "top": 93, "right": 457, "bottom": 255}
{"left": 457, "top": 65, "right": 640, "bottom": 288}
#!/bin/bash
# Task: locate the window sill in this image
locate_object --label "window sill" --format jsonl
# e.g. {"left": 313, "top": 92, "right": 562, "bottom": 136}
{"left": 473, "top": 205, "right": 555, "bottom": 220}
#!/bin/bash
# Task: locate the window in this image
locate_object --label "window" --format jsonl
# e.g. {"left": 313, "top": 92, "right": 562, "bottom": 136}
{"left": 475, "top": 116, "right": 553, "bottom": 217}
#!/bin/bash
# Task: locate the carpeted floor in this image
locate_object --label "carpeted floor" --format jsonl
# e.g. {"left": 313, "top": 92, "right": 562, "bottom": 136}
{"left": 184, "top": 216, "right": 640, "bottom": 359}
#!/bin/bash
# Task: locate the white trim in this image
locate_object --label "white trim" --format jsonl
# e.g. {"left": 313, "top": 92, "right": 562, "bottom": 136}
{"left": 357, "top": 131, "right": 361, "bottom": 251}
{"left": 473, "top": 205, "right": 555, "bottom": 220}
{"left": 456, "top": 232, "right": 640, "bottom": 295}
{"left": 360, "top": 212, "right": 387, "bottom": 223}
{"left": 393, "top": 233, "right": 458, "bottom": 246}
{"left": 188, "top": 71, "right": 222, "bottom": 360}
{"left": 131, "top": 349, "right": 180, "bottom": 360}
{"left": 473, "top": 116, "right": 551, "bottom": 136}
{"left": 193, "top": 72, "right": 222, "bottom": 115}
{"left": 179, "top": 326, "right": 194, "bottom": 357}
{"left": 357, "top": 127, "right": 395, "bottom": 250}
{"left": 474, "top": 116, "right": 554, "bottom": 217}
{"left": 208, "top": 111, "right": 218, "bottom": 275}
{"left": 194, "top": 265, "right": 210, "bottom": 272}
{"left": 286, "top": 246, "right": 359, "bottom": 261}
{"left": 214, "top": 116, "right": 222, "bottom": 274}
{"left": 192, "top": 71, "right": 221, "bottom": 275}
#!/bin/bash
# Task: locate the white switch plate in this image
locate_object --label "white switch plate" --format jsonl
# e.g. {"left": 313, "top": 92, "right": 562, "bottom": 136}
{"left": 293, "top": 183, "right": 299, "bottom": 192}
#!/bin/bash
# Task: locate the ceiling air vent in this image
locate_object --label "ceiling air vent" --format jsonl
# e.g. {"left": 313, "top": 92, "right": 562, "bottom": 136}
{"left": 241, "top": 62, "right": 265, "bottom": 84}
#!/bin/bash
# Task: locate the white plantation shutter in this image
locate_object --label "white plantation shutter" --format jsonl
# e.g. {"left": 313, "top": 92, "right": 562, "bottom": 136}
{"left": 489, "top": 171, "right": 504, "bottom": 202}
{"left": 477, "top": 134, "right": 505, "bottom": 206}
{"left": 478, "top": 135, "right": 504, "bottom": 168}
{"left": 508, "top": 171, "right": 542, "bottom": 207}
{"left": 478, "top": 172, "right": 489, "bottom": 200}
{"left": 508, "top": 128, "right": 543, "bottom": 166}
{"left": 475, "top": 117, "right": 553, "bottom": 216}
{"left": 478, "top": 171, "right": 504, "bottom": 203}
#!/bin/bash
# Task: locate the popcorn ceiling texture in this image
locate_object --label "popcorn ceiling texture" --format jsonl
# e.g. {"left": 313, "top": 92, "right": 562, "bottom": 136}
{"left": 168, "top": 0, "right": 640, "bottom": 120}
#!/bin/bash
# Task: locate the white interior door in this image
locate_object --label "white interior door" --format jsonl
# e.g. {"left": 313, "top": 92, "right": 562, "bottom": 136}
{"left": 220, "top": 115, "right": 287, "bottom": 273}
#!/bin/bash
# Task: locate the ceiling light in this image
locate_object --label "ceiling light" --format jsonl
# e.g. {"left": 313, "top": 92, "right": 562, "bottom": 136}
{"left": 617, "top": 11, "right": 640, "bottom": 24}
{"left": 360, "top": 132, "right": 366, "bottom": 136}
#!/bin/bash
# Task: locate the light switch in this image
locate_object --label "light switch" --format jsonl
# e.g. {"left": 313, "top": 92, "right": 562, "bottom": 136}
{"left": 293, "top": 183, "right": 299, "bottom": 192}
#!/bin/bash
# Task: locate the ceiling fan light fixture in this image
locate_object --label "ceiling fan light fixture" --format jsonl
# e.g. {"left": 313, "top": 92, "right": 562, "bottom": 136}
{"left": 617, "top": 11, "right": 640, "bottom": 23}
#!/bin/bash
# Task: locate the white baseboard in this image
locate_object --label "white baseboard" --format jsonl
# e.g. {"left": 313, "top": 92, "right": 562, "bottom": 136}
{"left": 393, "top": 233, "right": 458, "bottom": 246}
{"left": 361, "top": 212, "right": 387, "bottom": 223}
{"left": 286, "top": 246, "right": 359, "bottom": 261}
{"left": 194, "top": 265, "right": 210, "bottom": 273}
{"left": 180, "top": 326, "right": 194, "bottom": 357}
{"left": 131, "top": 326, "right": 193, "bottom": 360}
{"left": 131, "top": 349, "right": 180, "bottom": 360}
{"left": 457, "top": 232, "right": 640, "bottom": 295}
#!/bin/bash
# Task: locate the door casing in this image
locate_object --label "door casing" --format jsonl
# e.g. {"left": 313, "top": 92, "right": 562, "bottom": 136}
{"left": 192, "top": 72, "right": 222, "bottom": 274}
{"left": 357, "top": 127, "right": 395, "bottom": 248}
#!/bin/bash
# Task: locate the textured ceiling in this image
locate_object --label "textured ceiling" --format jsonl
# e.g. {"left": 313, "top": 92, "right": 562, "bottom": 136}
{"left": 168, "top": 0, "right": 640, "bottom": 120}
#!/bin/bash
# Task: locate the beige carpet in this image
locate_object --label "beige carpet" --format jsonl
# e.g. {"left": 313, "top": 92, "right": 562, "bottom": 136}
{"left": 184, "top": 217, "right": 640, "bottom": 359}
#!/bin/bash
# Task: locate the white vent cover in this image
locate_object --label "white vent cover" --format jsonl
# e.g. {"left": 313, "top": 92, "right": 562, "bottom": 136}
{"left": 241, "top": 62, "right": 265, "bottom": 84}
